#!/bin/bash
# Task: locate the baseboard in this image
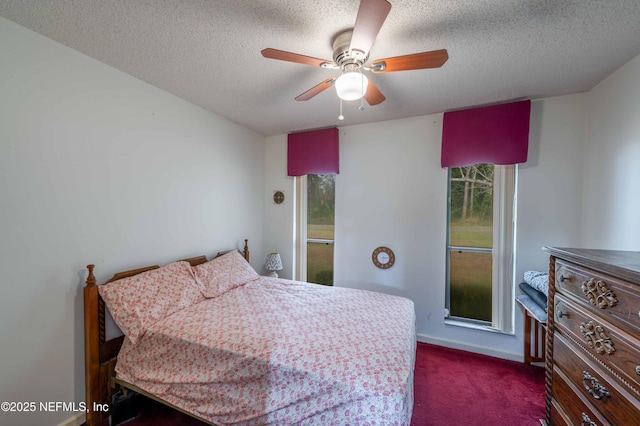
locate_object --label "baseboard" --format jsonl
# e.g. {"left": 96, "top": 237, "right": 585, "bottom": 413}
{"left": 56, "top": 412, "right": 85, "bottom": 426}
{"left": 416, "top": 333, "right": 522, "bottom": 363}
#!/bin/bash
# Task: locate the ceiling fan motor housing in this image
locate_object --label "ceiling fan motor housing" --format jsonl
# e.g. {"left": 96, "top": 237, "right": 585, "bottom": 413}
{"left": 332, "top": 30, "right": 368, "bottom": 70}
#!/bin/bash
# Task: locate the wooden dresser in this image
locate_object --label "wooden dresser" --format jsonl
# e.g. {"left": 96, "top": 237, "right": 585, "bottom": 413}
{"left": 543, "top": 247, "right": 640, "bottom": 425}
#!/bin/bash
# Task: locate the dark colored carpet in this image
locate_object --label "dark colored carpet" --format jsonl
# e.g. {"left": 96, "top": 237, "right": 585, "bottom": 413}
{"left": 412, "top": 343, "right": 545, "bottom": 425}
{"left": 95, "top": 342, "right": 545, "bottom": 425}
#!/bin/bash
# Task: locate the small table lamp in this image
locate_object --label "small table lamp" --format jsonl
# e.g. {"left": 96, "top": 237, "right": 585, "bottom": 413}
{"left": 265, "top": 252, "right": 283, "bottom": 278}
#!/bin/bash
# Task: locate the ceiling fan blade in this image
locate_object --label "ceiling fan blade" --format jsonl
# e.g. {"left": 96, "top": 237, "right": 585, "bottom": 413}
{"left": 261, "top": 48, "right": 335, "bottom": 68}
{"left": 371, "top": 49, "right": 449, "bottom": 73}
{"left": 364, "top": 80, "right": 385, "bottom": 105}
{"left": 295, "top": 78, "right": 337, "bottom": 101}
{"left": 349, "top": 0, "right": 392, "bottom": 57}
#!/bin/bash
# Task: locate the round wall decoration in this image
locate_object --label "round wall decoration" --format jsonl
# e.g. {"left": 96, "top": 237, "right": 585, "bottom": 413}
{"left": 273, "top": 190, "right": 285, "bottom": 204}
{"left": 372, "top": 246, "right": 395, "bottom": 269}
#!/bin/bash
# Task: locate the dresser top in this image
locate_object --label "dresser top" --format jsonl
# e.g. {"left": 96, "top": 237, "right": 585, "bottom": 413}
{"left": 544, "top": 247, "right": 640, "bottom": 284}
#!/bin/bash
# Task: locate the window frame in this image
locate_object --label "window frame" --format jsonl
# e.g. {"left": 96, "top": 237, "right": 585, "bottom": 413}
{"left": 294, "top": 175, "right": 336, "bottom": 284}
{"left": 445, "top": 164, "right": 517, "bottom": 334}
{"left": 294, "top": 176, "right": 308, "bottom": 282}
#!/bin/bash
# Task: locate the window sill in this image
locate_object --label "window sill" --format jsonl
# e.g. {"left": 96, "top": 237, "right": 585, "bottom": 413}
{"left": 444, "top": 318, "right": 514, "bottom": 336}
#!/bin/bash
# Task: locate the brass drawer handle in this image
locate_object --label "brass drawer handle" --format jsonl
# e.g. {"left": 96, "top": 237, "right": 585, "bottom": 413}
{"left": 581, "top": 278, "right": 618, "bottom": 309}
{"left": 580, "top": 321, "right": 615, "bottom": 355}
{"left": 581, "top": 413, "right": 597, "bottom": 426}
{"left": 582, "top": 371, "right": 611, "bottom": 400}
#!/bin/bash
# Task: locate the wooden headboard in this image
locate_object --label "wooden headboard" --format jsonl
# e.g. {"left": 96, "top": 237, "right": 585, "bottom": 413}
{"left": 83, "top": 239, "right": 249, "bottom": 426}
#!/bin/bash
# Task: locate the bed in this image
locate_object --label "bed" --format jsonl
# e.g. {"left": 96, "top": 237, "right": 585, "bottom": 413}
{"left": 84, "top": 240, "right": 416, "bottom": 426}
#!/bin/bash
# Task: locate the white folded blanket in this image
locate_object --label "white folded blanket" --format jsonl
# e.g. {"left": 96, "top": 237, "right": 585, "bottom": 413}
{"left": 524, "top": 270, "right": 549, "bottom": 295}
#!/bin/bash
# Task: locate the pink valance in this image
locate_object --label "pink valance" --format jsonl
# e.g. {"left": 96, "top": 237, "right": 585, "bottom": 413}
{"left": 441, "top": 100, "right": 531, "bottom": 167}
{"left": 287, "top": 127, "right": 339, "bottom": 176}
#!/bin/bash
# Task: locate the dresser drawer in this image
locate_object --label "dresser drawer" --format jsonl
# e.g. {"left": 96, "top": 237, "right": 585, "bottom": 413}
{"left": 554, "top": 294, "right": 640, "bottom": 398}
{"left": 553, "top": 332, "right": 640, "bottom": 425}
{"left": 549, "top": 399, "right": 572, "bottom": 426}
{"left": 556, "top": 259, "right": 640, "bottom": 337}
{"left": 545, "top": 248, "right": 640, "bottom": 426}
{"left": 551, "top": 365, "right": 609, "bottom": 425}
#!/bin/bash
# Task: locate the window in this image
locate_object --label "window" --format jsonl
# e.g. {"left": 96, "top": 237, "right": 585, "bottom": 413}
{"left": 295, "top": 174, "right": 335, "bottom": 285}
{"left": 446, "top": 164, "right": 516, "bottom": 333}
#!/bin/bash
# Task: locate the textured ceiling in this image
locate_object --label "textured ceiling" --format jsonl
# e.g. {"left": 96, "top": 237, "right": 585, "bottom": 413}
{"left": 2, "top": 0, "right": 640, "bottom": 136}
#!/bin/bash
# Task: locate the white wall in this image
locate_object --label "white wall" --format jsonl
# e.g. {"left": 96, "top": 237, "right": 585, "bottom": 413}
{"left": 263, "top": 135, "right": 295, "bottom": 278}
{"left": 516, "top": 93, "right": 587, "bottom": 280}
{"left": 263, "top": 96, "right": 587, "bottom": 360}
{"left": 581, "top": 54, "right": 640, "bottom": 250}
{"left": 0, "top": 17, "right": 264, "bottom": 426}
{"left": 258, "top": 49, "right": 640, "bottom": 363}
{"left": 335, "top": 116, "right": 448, "bottom": 332}
{"left": 258, "top": 53, "right": 640, "bottom": 363}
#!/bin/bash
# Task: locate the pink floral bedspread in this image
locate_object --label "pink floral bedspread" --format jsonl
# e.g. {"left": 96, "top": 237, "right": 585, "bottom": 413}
{"left": 116, "top": 277, "right": 416, "bottom": 425}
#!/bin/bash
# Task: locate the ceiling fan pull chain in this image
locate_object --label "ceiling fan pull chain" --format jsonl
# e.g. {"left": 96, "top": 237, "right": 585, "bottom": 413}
{"left": 360, "top": 69, "right": 366, "bottom": 112}
{"left": 338, "top": 99, "right": 344, "bottom": 121}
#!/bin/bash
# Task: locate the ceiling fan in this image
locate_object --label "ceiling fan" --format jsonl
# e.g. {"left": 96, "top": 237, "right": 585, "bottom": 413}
{"left": 261, "top": 0, "right": 448, "bottom": 116}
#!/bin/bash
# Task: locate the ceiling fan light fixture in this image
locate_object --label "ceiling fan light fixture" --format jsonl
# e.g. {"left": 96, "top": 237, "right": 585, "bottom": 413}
{"left": 335, "top": 71, "right": 368, "bottom": 101}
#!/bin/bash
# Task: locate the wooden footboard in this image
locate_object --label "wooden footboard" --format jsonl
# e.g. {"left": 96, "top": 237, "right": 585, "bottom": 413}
{"left": 84, "top": 240, "right": 249, "bottom": 426}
